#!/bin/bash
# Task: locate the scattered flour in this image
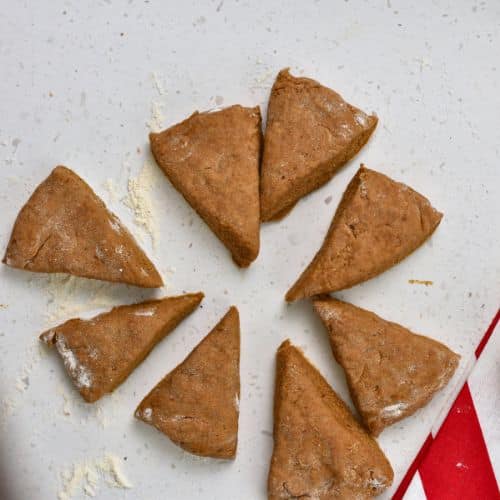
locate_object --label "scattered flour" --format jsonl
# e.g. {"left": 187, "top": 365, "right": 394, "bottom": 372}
{"left": 151, "top": 72, "right": 167, "bottom": 96}
{"left": 316, "top": 305, "right": 343, "bottom": 324}
{"left": 354, "top": 111, "right": 368, "bottom": 127}
{"left": 248, "top": 58, "right": 275, "bottom": 91}
{"left": 15, "top": 340, "right": 44, "bottom": 393}
{"left": 0, "top": 397, "right": 16, "bottom": 428}
{"left": 1, "top": 340, "right": 45, "bottom": 427}
{"left": 55, "top": 335, "right": 93, "bottom": 389}
{"left": 108, "top": 215, "right": 122, "bottom": 234}
{"left": 1, "top": 136, "right": 21, "bottom": 165}
{"left": 250, "top": 69, "right": 275, "bottom": 91}
{"left": 138, "top": 407, "right": 153, "bottom": 422}
{"left": 55, "top": 385, "right": 76, "bottom": 418}
{"left": 380, "top": 402, "right": 408, "bottom": 419}
{"left": 359, "top": 179, "right": 368, "bottom": 198}
{"left": 56, "top": 384, "right": 112, "bottom": 428}
{"left": 122, "top": 160, "right": 159, "bottom": 249}
{"left": 147, "top": 101, "right": 165, "bottom": 132}
{"left": 103, "top": 178, "right": 119, "bottom": 203}
{"left": 34, "top": 274, "right": 118, "bottom": 324}
{"left": 58, "top": 453, "right": 132, "bottom": 500}
{"left": 62, "top": 391, "right": 72, "bottom": 416}
{"left": 133, "top": 306, "right": 157, "bottom": 317}
{"left": 367, "top": 476, "right": 387, "bottom": 492}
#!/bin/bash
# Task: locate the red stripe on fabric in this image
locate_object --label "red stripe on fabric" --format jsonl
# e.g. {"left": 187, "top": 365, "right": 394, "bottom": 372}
{"left": 392, "top": 433, "right": 434, "bottom": 500}
{"left": 419, "top": 383, "right": 500, "bottom": 499}
{"left": 475, "top": 308, "right": 500, "bottom": 358}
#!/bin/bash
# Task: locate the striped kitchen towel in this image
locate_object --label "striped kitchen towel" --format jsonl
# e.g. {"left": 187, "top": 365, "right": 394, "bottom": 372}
{"left": 394, "top": 310, "right": 500, "bottom": 500}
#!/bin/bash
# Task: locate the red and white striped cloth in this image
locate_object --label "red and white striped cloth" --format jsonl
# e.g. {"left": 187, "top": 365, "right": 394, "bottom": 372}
{"left": 394, "top": 310, "right": 500, "bottom": 500}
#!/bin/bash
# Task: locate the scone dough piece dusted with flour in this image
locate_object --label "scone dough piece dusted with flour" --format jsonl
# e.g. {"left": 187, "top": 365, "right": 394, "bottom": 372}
{"left": 260, "top": 68, "right": 378, "bottom": 221}
{"left": 135, "top": 307, "right": 240, "bottom": 459}
{"left": 268, "top": 340, "right": 393, "bottom": 499}
{"left": 40, "top": 293, "right": 204, "bottom": 402}
{"left": 150, "top": 105, "right": 262, "bottom": 267}
{"left": 313, "top": 297, "right": 460, "bottom": 436}
{"left": 286, "top": 166, "right": 443, "bottom": 301}
{"left": 3, "top": 166, "right": 163, "bottom": 288}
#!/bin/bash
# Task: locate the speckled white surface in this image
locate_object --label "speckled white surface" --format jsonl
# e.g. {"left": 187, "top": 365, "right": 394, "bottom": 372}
{"left": 0, "top": 1, "right": 499, "bottom": 499}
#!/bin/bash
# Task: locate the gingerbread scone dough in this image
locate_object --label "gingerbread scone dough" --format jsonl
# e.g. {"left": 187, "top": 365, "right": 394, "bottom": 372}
{"left": 40, "top": 293, "right": 203, "bottom": 402}
{"left": 269, "top": 340, "right": 393, "bottom": 499}
{"left": 3, "top": 166, "right": 163, "bottom": 287}
{"left": 260, "top": 68, "right": 378, "bottom": 222}
{"left": 135, "top": 307, "right": 240, "bottom": 459}
{"left": 314, "top": 298, "right": 460, "bottom": 436}
{"left": 150, "top": 105, "right": 262, "bottom": 267}
{"left": 286, "top": 166, "right": 443, "bottom": 301}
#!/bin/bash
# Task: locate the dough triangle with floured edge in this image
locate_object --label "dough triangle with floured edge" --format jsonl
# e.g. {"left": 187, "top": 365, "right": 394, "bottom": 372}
{"left": 150, "top": 105, "right": 262, "bottom": 267}
{"left": 40, "top": 293, "right": 204, "bottom": 403}
{"left": 286, "top": 166, "right": 443, "bottom": 301}
{"left": 313, "top": 297, "right": 460, "bottom": 436}
{"left": 135, "top": 307, "right": 240, "bottom": 459}
{"left": 3, "top": 166, "right": 163, "bottom": 287}
{"left": 268, "top": 340, "right": 393, "bottom": 499}
{"left": 260, "top": 68, "right": 378, "bottom": 221}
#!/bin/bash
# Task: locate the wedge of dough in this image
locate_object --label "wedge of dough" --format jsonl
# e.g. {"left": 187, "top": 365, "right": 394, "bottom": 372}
{"left": 3, "top": 166, "right": 163, "bottom": 287}
{"left": 286, "top": 166, "right": 442, "bottom": 301}
{"left": 150, "top": 105, "right": 261, "bottom": 267}
{"left": 314, "top": 297, "right": 460, "bottom": 436}
{"left": 260, "top": 68, "right": 377, "bottom": 221}
{"left": 135, "top": 307, "right": 240, "bottom": 459}
{"left": 40, "top": 293, "right": 203, "bottom": 402}
{"left": 268, "top": 340, "right": 393, "bottom": 499}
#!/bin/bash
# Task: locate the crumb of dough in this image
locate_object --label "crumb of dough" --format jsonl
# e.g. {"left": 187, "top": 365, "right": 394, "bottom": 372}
{"left": 408, "top": 279, "right": 434, "bottom": 286}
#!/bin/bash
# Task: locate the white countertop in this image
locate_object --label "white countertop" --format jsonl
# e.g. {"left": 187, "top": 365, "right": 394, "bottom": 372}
{"left": 1, "top": 1, "right": 499, "bottom": 499}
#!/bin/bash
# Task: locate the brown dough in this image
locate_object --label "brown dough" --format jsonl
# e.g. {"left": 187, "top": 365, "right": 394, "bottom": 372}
{"left": 150, "top": 105, "right": 262, "bottom": 267}
{"left": 286, "top": 166, "right": 443, "bottom": 301}
{"left": 40, "top": 293, "right": 203, "bottom": 402}
{"left": 268, "top": 340, "right": 393, "bottom": 499}
{"left": 260, "top": 68, "right": 377, "bottom": 222}
{"left": 3, "top": 166, "right": 163, "bottom": 288}
{"left": 313, "top": 297, "right": 460, "bottom": 436}
{"left": 135, "top": 307, "right": 240, "bottom": 459}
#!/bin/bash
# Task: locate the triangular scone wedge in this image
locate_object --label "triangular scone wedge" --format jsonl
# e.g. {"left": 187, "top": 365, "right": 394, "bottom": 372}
{"left": 3, "top": 166, "right": 163, "bottom": 287}
{"left": 135, "top": 307, "right": 240, "bottom": 459}
{"left": 313, "top": 298, "right": 460, "bottom": 436}
{"left": 40, "top": 293, "right": 203, "bottom": 402}
{"left": 269, "top": 340, "right": 393, "bottom": 499}
{"left": 286, "top": 166, "right": 442, "bottom": 301}
{"left": 150, "top": 105, "right": 262, "bottom": 267}
{"left": 260, "top": 68, "right": 378, "bottom": 221}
